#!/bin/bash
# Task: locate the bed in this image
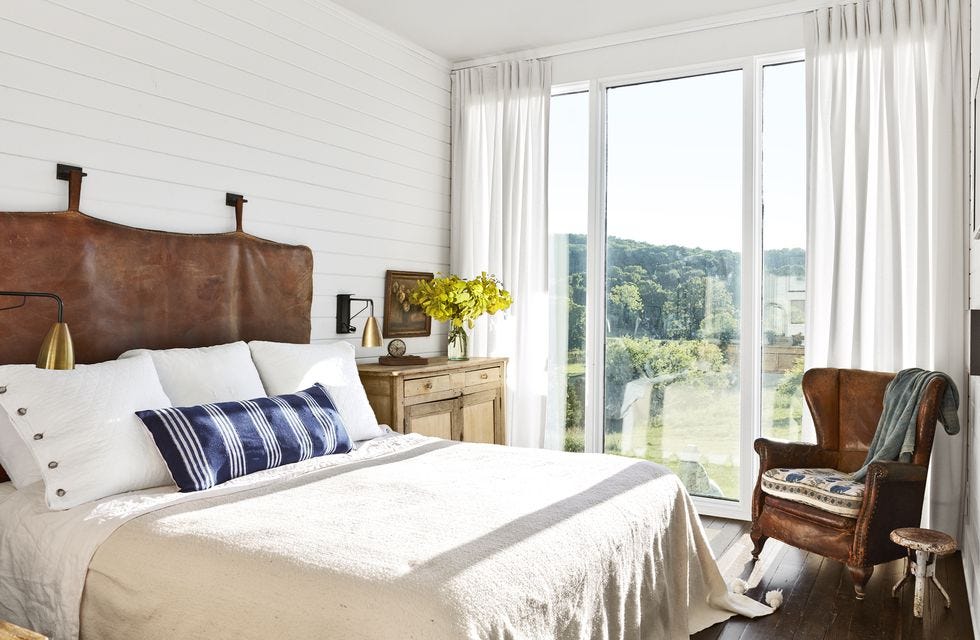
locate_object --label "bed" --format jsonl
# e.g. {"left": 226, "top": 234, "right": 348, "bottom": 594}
{"left": 0, "top": 166, "right": 772, "bottom": 639}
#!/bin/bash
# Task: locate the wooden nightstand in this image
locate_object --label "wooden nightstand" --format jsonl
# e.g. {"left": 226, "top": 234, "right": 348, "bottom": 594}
{"left": 0, "top": 620, "right": 47, "bottom": 640}
{"left": 357, "top": 357, "right": 507, "bottom": 444}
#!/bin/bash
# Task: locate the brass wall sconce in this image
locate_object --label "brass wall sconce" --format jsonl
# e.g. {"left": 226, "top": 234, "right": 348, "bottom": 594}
{"left": 336, "top": 294, "right": 382, "bottom": 348}
{"left": 0, "top": 291, "right": 75, "bottom": 369}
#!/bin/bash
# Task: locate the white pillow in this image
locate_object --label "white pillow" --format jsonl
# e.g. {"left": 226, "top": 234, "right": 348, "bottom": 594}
{"left": 0, "top": 388, "right": 42, "bottom": 489}
{"left": 0, "top": 356, "right": 174, "bottom": 510}
{"left": 119, "top": 341, "right": 266, "bottom": 407}
{"left": 248, "top": 341, "right": 383, "bottom": 442}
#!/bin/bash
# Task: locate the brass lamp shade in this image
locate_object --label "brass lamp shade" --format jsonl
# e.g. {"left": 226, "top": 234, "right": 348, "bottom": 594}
{"left": 362, "top": 316, "right": 382, "bottom": 348}
{"left": 36, "top": 322, "right": 75, "bottom": 370}
{"left": 0, "top": 291, "right": 76, "bottom": 370}
{"left": 337, "top": 294, "right": 382, "bottom": 349}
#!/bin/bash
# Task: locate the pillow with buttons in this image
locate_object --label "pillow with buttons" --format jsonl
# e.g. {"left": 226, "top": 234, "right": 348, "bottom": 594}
{"left": 0, "top": 391, "right": 43, "bottom": 489}
{"left": 0, "top": 355, "right": 174, "bottom": 510}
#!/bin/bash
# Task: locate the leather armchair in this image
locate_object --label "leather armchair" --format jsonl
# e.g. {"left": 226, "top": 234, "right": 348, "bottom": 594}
{"left": 750, "top": 368, "right": 945, "bottom": 599}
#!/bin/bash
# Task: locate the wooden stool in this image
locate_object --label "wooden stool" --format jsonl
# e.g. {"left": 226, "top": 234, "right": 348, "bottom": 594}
{"left": 889, "top": 527, "right": 957, "bottom": 618}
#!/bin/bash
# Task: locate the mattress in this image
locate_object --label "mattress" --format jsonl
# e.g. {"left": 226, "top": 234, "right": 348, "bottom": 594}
{"left": 0, "top": 435, "right": 772, "bottom": 639}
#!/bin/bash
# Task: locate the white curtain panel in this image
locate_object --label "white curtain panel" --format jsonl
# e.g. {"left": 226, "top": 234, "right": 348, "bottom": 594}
{"left": 805, "top": 0, "right": 968, "bottom": 535}
{"left": 450, "top": 60, "right": 551, "bottom": 448}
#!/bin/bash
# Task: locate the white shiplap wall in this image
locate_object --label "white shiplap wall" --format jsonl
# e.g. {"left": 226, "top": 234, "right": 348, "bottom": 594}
{"left": 0, "top": 0, "right": 451, "bottom": 360}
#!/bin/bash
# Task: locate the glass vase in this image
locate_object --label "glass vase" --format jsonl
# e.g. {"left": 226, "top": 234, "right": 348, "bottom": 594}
{"left": 448, "top": 326, "right": 469, "bottom": 361}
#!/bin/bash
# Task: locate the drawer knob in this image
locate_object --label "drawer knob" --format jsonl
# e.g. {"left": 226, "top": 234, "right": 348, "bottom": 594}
{"left": 424, "top": 382, "right": 433, "bottom": 390}
{"left": 480, "top": 373, "right": 488, "bottom": 379}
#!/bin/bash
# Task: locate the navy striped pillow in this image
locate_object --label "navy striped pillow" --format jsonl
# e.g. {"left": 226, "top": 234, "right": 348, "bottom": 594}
{"left": 136, "top": 383, "right": 353, "bottom": 492}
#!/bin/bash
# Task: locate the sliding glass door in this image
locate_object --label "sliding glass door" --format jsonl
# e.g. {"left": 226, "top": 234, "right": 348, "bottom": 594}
{"left": 548, "top": 55, "right": 806, "bottom": 517}
{"left": 548, "top": 90, "right": 590, "bottom": 453}
{"left": 604, "top": 71, "right": 744, "bottom": 500}
{"left": 760, "top": 61, "right": 807, "bottom": 444}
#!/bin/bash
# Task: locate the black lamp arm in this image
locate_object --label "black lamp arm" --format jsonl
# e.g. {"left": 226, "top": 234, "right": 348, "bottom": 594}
{"left": 0, "top": 291, "right": 65, "bottom": 322}
{"left": 349, "top": 298, "right": 374, "bottom": 322}
{"left": 336, "top": 294, "right": 375, "bottom": 334}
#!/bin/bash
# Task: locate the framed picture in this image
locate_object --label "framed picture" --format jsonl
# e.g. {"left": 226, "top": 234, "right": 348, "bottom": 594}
{"left": 383, "top": 270, "right": 433, "bottom": 338}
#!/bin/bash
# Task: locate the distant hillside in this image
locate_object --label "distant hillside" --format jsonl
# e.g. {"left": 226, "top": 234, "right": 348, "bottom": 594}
{"left": 558, "top": 233, "right": 804, "bottom": 351}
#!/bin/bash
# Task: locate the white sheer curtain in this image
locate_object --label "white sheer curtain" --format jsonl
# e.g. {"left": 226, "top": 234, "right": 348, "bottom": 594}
{"left": 805, "top": 0, "right": 968, "bottom": 535}
{"left": 450, "top": 60, "right": 551, "bottom": 448}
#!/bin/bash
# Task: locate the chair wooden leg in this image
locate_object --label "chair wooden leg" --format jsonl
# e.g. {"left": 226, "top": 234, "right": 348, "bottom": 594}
{"left": 848, "top": 564, "right": 874, "bottom": 600}
{"left": 750, "top": 531, "right": 767, "bottom": 560}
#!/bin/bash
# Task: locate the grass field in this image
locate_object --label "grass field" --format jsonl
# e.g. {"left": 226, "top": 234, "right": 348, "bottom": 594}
{"left": 564, "top": 380, "right": 805, "bottom": 499}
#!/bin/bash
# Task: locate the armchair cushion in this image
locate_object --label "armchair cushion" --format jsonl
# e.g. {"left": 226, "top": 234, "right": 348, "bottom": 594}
{"left": 761, "top": 467, "right": 865, "bottom": 518}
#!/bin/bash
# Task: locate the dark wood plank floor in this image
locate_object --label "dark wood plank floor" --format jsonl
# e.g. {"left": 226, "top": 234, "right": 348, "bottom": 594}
{"left": 692, "top": 516, "right": 974, "bottom": 640}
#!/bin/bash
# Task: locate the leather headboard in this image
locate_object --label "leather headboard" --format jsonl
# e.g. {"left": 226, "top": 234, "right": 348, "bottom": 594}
{"left": 0, "top": 167, "right": 315, "bottom": 482}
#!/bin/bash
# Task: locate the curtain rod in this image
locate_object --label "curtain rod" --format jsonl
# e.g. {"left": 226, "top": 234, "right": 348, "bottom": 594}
{"left": 451, "top": 0, "right": 840, "bottom": 70}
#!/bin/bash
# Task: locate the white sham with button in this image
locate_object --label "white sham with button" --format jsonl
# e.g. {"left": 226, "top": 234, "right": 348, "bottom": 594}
{"left": 0, "top": 355, "right": 174, "bottom": 509}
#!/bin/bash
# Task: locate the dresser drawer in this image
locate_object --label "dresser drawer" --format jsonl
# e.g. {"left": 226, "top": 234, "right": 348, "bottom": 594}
{"left": 465, "top": 367, "right": 501, "bottom": 388}
{"left": 405, "top": 374, "right": 454, "bottom": 397}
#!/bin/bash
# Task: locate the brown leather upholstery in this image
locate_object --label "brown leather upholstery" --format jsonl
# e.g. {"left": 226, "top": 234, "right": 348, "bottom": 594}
{"left": 0, "top": 190, "right": 314, "bottom": 483}
{"left": 751, "top": 367, "right": 945, "bottom": 599}
{"left": 765, "top": 495, "right": 857, "bottom": 531}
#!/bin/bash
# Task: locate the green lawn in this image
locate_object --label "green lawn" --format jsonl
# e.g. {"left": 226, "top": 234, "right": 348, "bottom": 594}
{"left": 564, "top": 381, "right": 805, "bottom": 499}
{"left": 566, "top": 362, "right": 586, "bottom": 376}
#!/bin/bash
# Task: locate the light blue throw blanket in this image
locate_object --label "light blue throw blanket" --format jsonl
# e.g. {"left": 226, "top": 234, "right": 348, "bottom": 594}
{"left": 851, "top": 368, "right": 959, "bottom": 482}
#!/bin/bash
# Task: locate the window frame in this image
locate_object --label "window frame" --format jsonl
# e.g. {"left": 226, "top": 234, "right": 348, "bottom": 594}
{"left": 552, "top": 50, "right": 804, "bottom": 520}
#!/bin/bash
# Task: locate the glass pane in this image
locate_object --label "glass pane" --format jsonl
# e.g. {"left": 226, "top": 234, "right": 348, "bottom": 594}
{"left": 760, "top": 62, "right": 808, "bottom": 443}
{"left": 604, "top": 71, "right": 743, "bottom": 500}
{"left": 547, "top": 91, "right": 589, "bottom": 452}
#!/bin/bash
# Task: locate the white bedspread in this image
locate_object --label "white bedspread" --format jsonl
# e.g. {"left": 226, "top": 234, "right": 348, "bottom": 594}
{"left": 0, "top": 435, "right": 771, "bottom": 639}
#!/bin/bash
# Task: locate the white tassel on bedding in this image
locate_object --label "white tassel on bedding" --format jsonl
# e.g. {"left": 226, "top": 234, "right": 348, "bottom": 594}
{"left": 765, "top": 590, "right": 784, "bottom": 609}
{"left": 728, "top": 578, "right": 782, "bottom": 610}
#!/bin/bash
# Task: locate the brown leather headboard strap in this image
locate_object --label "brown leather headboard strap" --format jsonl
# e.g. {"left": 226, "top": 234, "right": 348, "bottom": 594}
{"left": 55, "top": 163, "right": 87, "bottom": 211}
{"left": 0, "top": 165, "right": 315, "bottom": 481}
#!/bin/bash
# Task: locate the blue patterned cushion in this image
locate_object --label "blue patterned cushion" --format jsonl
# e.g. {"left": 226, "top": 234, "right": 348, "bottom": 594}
{"left": 760, "top": 467, "right": 865, "bottom": 518}
{"left": 136, "top": 383, "right": 352, "bottom": 492}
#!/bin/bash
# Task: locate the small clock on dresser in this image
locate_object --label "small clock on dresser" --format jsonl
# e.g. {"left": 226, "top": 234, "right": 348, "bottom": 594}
{"left": 378, "top": 339, "right": 428, "bottom": 366}
{"left": 387, "top": 339, "right": 407, "bottom": 357}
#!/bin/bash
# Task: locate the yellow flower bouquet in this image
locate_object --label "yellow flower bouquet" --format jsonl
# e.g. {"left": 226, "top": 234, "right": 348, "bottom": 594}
{"left": 411, "top": 272, "right": 513, "bottom": 360}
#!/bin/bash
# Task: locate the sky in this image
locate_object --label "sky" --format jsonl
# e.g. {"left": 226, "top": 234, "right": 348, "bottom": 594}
{"left": 548, "top": 61, "right": 805, "bottom": 253}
